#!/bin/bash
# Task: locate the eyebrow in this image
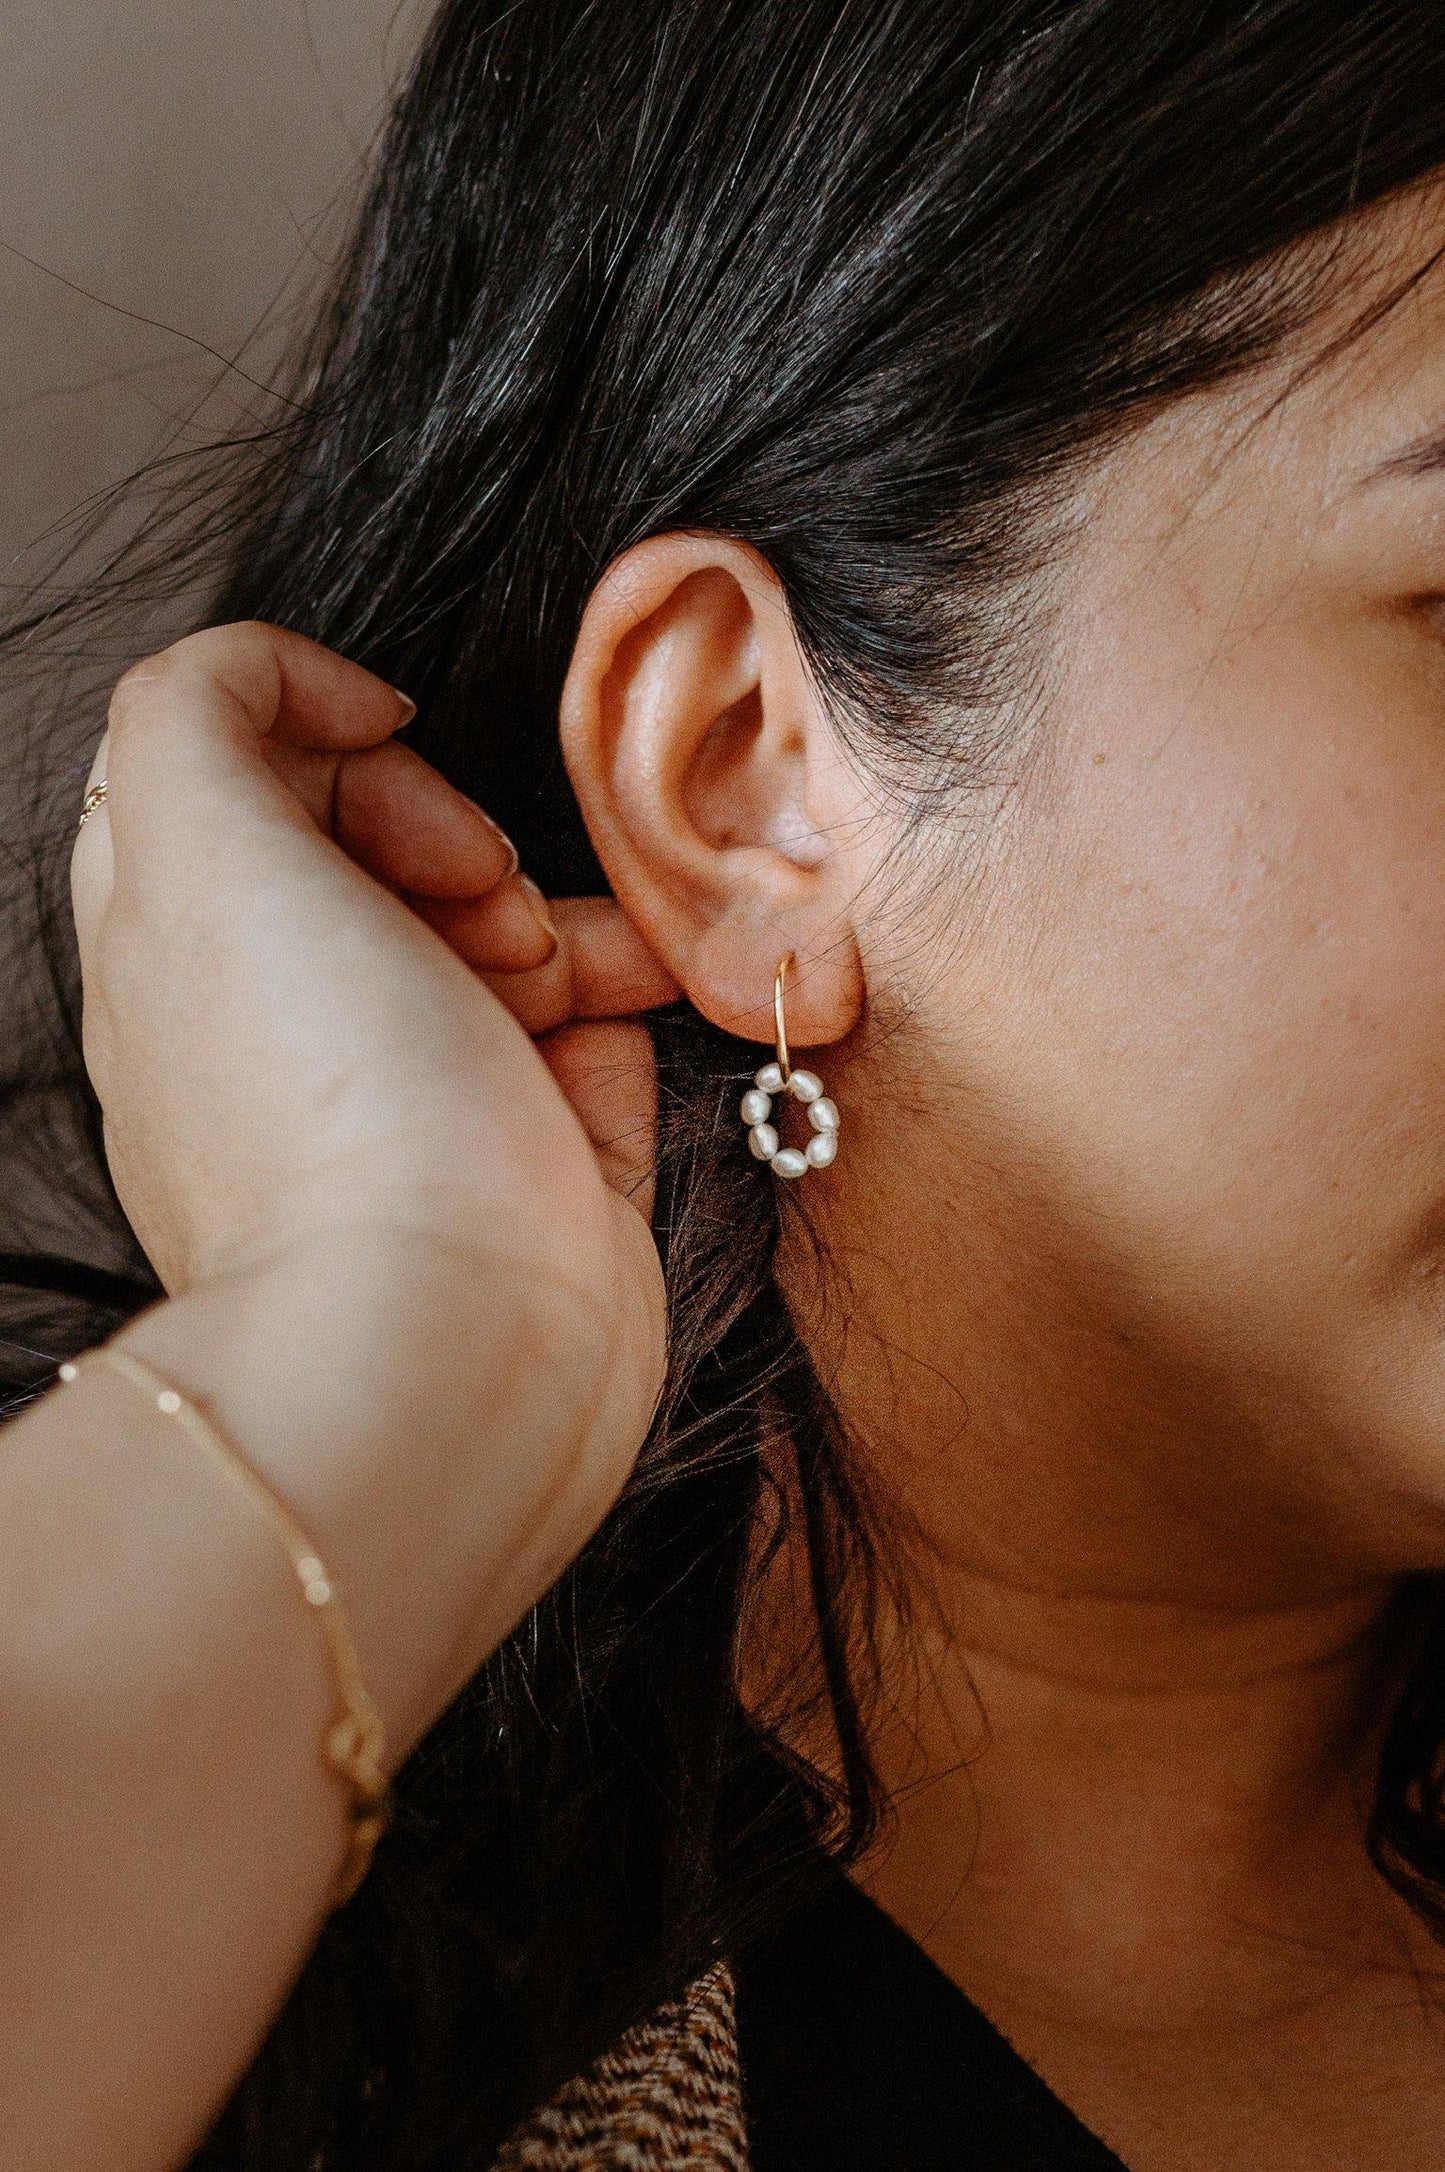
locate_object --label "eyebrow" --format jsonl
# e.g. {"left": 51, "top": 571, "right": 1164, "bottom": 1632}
{"left": 1360, "top": 419, "right": 1445, "bottom": 485}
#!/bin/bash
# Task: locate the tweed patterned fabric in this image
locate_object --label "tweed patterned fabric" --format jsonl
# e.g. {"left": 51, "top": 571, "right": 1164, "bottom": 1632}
{"left": 491, "top": 1963, "right": 749, "bottom": 2171}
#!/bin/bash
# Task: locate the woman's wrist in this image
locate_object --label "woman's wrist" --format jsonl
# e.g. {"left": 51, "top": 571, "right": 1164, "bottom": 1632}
{"left": 0, "top": 1223, "right": 585, "bottom": 2169}
{"left": 107, "top": 1220, "right": 618, "bottom": 1758}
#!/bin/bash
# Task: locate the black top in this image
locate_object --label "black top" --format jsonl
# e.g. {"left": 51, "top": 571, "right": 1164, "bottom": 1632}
{"left": 736, "top": 1874, "right": 1130, "bottom": 2171}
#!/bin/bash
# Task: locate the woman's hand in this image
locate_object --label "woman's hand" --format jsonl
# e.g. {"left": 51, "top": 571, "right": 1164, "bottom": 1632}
{"left": 74, "top": 620, "right": 673, "bottom": 1301}
{"left": 0, "top": 622, "right": 686, "bottom": 2172}
{"left": 69, "top": 619, "right": 680, "bottom": 1733}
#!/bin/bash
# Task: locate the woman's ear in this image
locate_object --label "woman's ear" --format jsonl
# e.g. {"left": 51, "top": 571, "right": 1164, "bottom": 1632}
{"left": 559, "top": 534, "right": 865, "bottom": 1047}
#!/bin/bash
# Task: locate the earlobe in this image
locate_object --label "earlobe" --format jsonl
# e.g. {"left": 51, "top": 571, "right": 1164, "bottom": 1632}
{"left": 559, "top": 534, "right": 865, "bottom": 1050}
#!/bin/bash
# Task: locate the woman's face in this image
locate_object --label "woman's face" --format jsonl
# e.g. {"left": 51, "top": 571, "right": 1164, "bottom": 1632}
{"left": 821, "top": 194, "right": 1445, "bottom": 1602}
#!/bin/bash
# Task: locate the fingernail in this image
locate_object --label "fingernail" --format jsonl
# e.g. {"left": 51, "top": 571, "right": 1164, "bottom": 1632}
{"left": 519, "top": 874, "right": 559, "bottom": 961}
{"left": 481, "top": 811, "right": 520, "bottom": 879}
{"left": 391, "top": 688, "right": 418, "bottom": 726}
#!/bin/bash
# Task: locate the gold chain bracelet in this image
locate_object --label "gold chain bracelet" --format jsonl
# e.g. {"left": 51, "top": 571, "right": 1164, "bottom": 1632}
{"left": 59, "top": 1346, "right": 391, "bottom": 1908}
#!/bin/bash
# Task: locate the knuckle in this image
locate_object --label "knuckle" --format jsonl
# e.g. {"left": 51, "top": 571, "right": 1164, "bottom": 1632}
{"left": 108, "top": 654, "right": 173, "bottom": 729}
{"left": 107, "top": 620, "right": 281, "bottom": 735}
{"left": 177, "top": 619, "right": 281, "bottom": 706}
{"left": 108, "top": 660, "right": 170, "bottom": 747}
{"left": 108, "top": 638, "right": 205, "bottom": 734}
{"left": 171, "top": 620, "right": 270, "bottom": 667}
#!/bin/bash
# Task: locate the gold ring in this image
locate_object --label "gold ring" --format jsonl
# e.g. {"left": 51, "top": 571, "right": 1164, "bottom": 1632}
{"left": 77, "top": 780, "right": 107, "bottom": 831}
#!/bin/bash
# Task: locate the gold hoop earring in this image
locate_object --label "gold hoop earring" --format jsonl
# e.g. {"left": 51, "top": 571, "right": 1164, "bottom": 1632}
{"left": 739, "top": 950, "right": 840, "bottom": 1179}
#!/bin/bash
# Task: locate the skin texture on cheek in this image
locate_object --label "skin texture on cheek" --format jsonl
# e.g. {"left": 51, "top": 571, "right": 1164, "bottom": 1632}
{"left": 1039, "top": 424, "right": 1445, "bottom": 1563}
{"left": 799, "top": 261, "right": 1445, "bottom": 1600}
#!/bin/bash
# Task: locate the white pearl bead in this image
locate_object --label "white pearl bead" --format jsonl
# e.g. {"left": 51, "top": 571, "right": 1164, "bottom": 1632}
{"left": 771, "top": 1146, "right": 809, "bottom": 1180}
{"left": 741, "top": 1057, "right": 840, "bottom": 1178}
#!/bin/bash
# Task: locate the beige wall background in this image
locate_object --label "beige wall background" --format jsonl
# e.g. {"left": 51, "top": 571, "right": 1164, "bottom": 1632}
{"left": 0, "top": 0, "right": 429, "bottom": 603}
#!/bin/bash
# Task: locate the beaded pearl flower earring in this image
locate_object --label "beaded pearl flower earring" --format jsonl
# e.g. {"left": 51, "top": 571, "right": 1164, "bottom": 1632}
{"left": 739, "top": 951, "right": 840, "bottom": 1179}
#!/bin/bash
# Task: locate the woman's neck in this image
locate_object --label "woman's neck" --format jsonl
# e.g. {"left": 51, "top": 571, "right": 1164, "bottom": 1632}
{"left": 776, "top": 1116, "right": 1438, "bottom": 2021}
{"left": 858, "top": 1570, "right": 1419, "bottom": 2035}
{"left": 840, "top": 1564, "right": 1445, "bottom": 2170}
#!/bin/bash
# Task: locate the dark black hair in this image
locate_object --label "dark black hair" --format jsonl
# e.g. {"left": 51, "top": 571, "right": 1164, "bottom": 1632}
{"left": 7, "top": 2, "right": 1445, "bottom": 2163}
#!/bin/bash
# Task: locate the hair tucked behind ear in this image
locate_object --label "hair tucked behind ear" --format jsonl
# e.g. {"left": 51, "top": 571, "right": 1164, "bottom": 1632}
{"left": 9, "top": 2, "right": 1445, "bottom": 2162}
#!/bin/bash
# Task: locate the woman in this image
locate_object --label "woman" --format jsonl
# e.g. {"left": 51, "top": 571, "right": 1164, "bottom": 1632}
{"left": 7, "top": 0, "right": 1445, "bottom": 2164}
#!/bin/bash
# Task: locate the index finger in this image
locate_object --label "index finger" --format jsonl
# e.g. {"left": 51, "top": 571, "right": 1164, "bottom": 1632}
{"left": 98, "top": 623, "right": 417, "bottom": 873}
{"left": 109, "top": 622, "right": 414, "bottom": 758}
